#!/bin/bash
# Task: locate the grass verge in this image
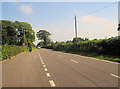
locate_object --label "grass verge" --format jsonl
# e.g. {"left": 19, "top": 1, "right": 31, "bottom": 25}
{"left": 2, "top": 45, "right": 36, "bottom": 61}
{"left": 52, "top": 49, "right": 120, "bottom": 63}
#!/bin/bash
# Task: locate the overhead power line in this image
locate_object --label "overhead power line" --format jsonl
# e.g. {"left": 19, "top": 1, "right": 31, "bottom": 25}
{"left": 79, "top": 2, "right": 118, "bottom": 17}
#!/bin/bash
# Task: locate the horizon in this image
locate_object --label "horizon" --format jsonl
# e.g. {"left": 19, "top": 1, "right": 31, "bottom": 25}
{"left": 2, "top": 2, "right": 118, "bottom": 45}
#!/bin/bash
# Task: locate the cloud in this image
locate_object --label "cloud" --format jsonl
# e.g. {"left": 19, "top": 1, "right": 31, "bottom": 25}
{"left": 20, "top": 4, "right": 32, "bottom": 14}
{"left": 33, "top": 15, "right": 118, "bottom": 44}
{"left": 78, "top": 15, "right": 118, "bottom": 39}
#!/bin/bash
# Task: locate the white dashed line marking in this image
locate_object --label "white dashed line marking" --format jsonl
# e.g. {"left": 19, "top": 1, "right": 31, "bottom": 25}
{"left": 43, "top": 65, "right": 46, "bottom": 67}
{"left": 46, "top": 73, "right": 51, "bottom": 77}
{"left": 67, "top": 53, "right": 119, "bottom": 64}
{"left": 49, "top": 80, "right": 56, "bottom": 87}
{"left": 111, "top": 74, "right": 120, "bottom": 78}
{"left": 44, "top": 68, "right": 48, "bottom": 71}
{"left": 42, "top": 62, "right": 44, "bottom": 65}
{"left": 71, "top": 59, "right": 79, "bottom": 63}
{"left": 37, "top": 50, "right": 55, "bottom": 87}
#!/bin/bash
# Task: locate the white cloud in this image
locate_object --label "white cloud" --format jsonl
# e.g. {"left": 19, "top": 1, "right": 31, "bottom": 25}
{"left": 20, "top": 4, "right": 32, "bottom": 14}
{"left": 78, "top": 15, "right": 118, "bottom": 39}
{"left": 33, "top": 15, "right": 118, "bottom": 44}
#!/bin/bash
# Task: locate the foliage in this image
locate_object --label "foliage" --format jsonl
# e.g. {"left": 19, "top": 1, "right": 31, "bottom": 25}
{"left": 37, "top": 41, "right": 44, "bottom": 47}
{"left": 46, "top": 38, "right": 120, "bottom": 62}
{"left": 1, "top": 20, "right": 35, "bottom": 46}
{"left": 2, "top": 44, "right": 25, "bottom": 60}
{"left": 72, "top": 37, "right": 89, "bottom": 43}
{"left": 36, "top": 30, "right": 51, "bottom": 46}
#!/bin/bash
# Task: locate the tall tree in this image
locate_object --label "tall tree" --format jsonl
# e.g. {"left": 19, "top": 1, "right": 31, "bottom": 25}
{"left": 1, "top": 20, "right": 35, "bottom": 45}
{"left": 36, "top": 30, "right": 51, "bottom": 46}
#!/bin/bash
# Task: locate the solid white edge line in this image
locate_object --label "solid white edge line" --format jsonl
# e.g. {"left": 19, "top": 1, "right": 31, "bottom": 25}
{"left": 111, "top": 74, "right": 120, "bottom": 78}
{"left": 49, "top": 80, "right": 56, "bottom": 87}
{"left": 71, "top": 59, "right": 79, "bottom": 63}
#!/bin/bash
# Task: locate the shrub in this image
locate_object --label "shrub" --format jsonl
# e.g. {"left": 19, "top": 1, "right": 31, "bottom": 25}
{"left": 2, "top": 44, "right": 25, "bottom": 60}
{"left": 47, "top": 38, "right": 120, "bottom": 57}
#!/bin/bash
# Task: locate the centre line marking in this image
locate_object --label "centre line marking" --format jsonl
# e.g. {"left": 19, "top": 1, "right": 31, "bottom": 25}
{"left": 111, "top": 74, "right": 120, "bottom": 78}
{"left": 46, "top": 73, "right": 51, "bottom": 77}
{"left": 37, "top": 50, "right": 43, "bottom": 61}
{"left": 71, "top": 59, "right": 79, "bottom": 63}
{"left": 44, "top": 68, "right": 48, "bottom": 71}
{"left": 43, "top": 65, "right": 46, "bottom": 67}
{"left": 49, "top": 80, "right": 56, "bottom": 87}
{"left": 42, "top": 62, "right": 44, "bottom": 65}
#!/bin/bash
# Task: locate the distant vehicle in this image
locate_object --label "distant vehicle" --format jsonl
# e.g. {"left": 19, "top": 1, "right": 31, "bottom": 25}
{"left": 37, "top": 46, "right": 41, "bottom": 49}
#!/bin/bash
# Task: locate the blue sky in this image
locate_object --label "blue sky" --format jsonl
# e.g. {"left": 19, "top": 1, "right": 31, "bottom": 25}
{"left": 2, "top": 2, "right": 118, "bottom": 44}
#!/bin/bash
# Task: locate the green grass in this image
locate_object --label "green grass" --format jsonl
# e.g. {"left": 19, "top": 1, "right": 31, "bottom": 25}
{"left": 32, "top": 47, "right": 36, "bottom": 51}
{"left": 52, "top": 49, "right": 120, "bottom": 63}
{"left": 2, "top": 45, "right": 36, "bottom": 60}
{"left": 24, "top": 47, "right": 30, "bottom": 52}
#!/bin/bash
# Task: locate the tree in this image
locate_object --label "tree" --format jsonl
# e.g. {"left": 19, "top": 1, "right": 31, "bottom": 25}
{"left": 1, "top": 20, "right": 35, "bottom": 46}
{"left": 72, "top": 37, "right": 89, "bottom": 43}
{"left": 14, "top": 21, "right": 35, "bottom": 45}
{"left": 66, "top": 40, "right": 72, "bottom": 43}
{"left": 37, "top": 41, "right": 44, "bottom": 47}
{"left": 36, "top": 30, "right": 51, "bottom": 46}
{"left": 72, "top": 37, "right": 84, "bottom": 43}
{"left": 2, "top": 20, "right": 18, "bottom": 45}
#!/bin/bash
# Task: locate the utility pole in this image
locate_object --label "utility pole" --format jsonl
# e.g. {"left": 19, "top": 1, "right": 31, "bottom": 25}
{"left": 22, "top": 27, "right": 25, "bottom": 46}
{"left": 75, "top": 15, "right": 77, "bottom": 38}
{"left": 24, "top": 29, "right": 25, "bottom": 43}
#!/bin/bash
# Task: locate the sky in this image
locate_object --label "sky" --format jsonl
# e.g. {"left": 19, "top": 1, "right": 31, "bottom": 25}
{"left": 2, "top": 1, "right": 119, "bottom": 45}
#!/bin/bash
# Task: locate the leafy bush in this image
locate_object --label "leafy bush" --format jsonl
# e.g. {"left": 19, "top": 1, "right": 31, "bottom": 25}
{"left": 2, "top": 44, "right": 25, "bottom": 60}
{"left": 47, "top": 38, "right": 120, "bottom": 57}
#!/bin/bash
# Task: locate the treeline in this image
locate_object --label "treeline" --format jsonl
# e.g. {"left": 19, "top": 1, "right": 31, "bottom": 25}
{"left": 45, "top": 37, "right": 120, "bottom": 62}
{"left": 2, "top": 20, "right": 35, "bottom": 46}
{"left": 1, "top": 20, "right": 35, "bottom": 60}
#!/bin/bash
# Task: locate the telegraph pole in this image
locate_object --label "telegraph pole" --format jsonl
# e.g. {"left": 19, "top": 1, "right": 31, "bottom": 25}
{"left": 24, "top": 29, "right": 25, "bottom": 43}
{"left": 75, "top": 15, "right": 77, "bottom": 38}
{"left": 22, "top": 27, "right": 25, "bottom": 46}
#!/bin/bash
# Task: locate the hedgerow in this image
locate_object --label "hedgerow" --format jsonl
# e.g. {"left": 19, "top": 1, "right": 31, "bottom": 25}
{"left": 2, "top": 44, "right": 25, "bottom": 60}
{"left": 46, "top": 38, "right": 120, "bottom": 58}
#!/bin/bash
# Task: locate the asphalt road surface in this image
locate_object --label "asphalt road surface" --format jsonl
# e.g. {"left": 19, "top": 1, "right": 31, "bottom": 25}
{"left": 2, "top": 48, "right": 119, "bottom": 87}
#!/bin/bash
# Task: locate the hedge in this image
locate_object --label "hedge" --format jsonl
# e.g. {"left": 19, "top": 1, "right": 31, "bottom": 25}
{"left": 2, "top": 44, "right": 25, "bottom": 60}
{"left": 46, "top": 38, "right": 120, "bottom": 57}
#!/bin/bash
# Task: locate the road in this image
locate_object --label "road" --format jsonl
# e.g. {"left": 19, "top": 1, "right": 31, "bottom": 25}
{"left": 2, "top": 48, "right": 119, "bottom": 87}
